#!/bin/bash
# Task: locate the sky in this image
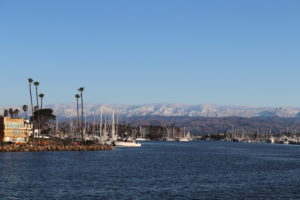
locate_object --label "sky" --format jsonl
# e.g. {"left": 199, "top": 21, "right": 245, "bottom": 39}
{"left": 0, "top": 0, "right": 299, "bottom": 107}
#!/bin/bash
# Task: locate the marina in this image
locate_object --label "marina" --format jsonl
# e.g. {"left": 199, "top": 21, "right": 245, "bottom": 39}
{"left": 201, "top": 133, "right": 300, "bottom": 146}
{"left": 1, "top": 1, "right": 299, "bottom": 199}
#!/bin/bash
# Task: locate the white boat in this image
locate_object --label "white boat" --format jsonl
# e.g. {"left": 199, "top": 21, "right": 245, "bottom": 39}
{"left": 179, "top": 137, "right": 190, "bottom": 142}
{"left": 266, "top": 137, "right": 275, "bottom": 144}
{"left": 165, "top": 138, "right": 176, "bottom": 142}
{"left": 115, "top": 141, "right": 142, "bottom": 147}
{"left": 135, "top": 138, "right": 147, "bottom": 141}
{"left": 280, "top": 140, "right": 289, "bottom": 145}
{"left": 179, "top": 128, "right": 192, "bottom": 142}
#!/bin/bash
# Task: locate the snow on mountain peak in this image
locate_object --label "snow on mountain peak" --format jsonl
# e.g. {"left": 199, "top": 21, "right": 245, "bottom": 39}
{"left": 1, "top": 103, "right": 300, "bottom": 119}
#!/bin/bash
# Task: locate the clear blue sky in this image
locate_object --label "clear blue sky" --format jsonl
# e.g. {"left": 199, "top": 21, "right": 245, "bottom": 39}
{"left": 0, "top": 0, "right": 299, "bottom": 107}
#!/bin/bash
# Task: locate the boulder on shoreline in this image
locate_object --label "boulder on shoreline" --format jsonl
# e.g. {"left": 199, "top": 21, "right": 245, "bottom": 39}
{"left": 0, "top": 144, "right": 114, "bottom": 152}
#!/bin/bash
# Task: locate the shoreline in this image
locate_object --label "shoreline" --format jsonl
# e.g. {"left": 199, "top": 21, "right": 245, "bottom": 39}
{"left": 0, "top": 143, "right": 114, "bottom": 152}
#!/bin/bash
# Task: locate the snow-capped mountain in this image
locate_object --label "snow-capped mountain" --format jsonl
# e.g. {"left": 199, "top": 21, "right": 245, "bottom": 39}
{"left": 1, "top": 103, "right": 300, "bottom": 118}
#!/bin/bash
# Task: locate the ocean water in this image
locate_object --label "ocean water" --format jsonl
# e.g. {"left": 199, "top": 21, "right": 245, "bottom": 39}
{"left": 0, "top": 141, "right": 300, "bottom": 200}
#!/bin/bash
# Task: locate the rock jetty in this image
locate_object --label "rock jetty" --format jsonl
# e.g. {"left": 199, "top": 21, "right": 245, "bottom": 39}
{"left": 0, "top": 144, "right": 114, "bottom": 152}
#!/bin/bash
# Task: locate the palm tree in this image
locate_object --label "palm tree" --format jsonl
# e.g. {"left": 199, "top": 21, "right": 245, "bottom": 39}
{"left": 3, "top": 109, "right": 8, "bottom": 117}
{"left": 28, "top": 78, "right": 36, "bottom": 144}
{"left": 34, "top": 81, "right": 40, "bottom": 109}
{"left": 39, "top": 93, "right": 45, "bottom": 109}
{"left": 28, "top": 78, "right": 34, "bottom": 116}
{"left": 38, "top": 93, "right": 45, "bottom": 140}
{"left": 78, "top": 87, "right": 85, "bottom": 137}
{"left": 34, "top": 106, "right": 39, "bottom": 112}
{"left": 34, "top": 81, "right": 40, "bottom": 141}
{"left": 14, "top": 109, "right": 20, "bottom": 118}
{"left": 8, "top": 108, "right": 14, "bottom": 118}
{"left": 75, "top": 94, "right": 81, "bottom": 137}
{"left": 23, "top": 105, "right": 28, "bottom": 120}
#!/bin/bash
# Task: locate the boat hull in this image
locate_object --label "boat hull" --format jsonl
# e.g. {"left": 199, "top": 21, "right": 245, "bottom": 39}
{"left": 179, "top": 138, "right": 190, "bottom": 142}
{"left": 115, "top": 141, "right": 142, "bottom": 147}
{"left": 135, "top": 138, "right": 149, "bottom": 141}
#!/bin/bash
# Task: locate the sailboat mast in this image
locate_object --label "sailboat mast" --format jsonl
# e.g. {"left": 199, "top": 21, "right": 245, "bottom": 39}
{"left": 116, "top": 111, "right": 118, "bottom": 138}
{"left": 84, "top": 116, "right": 87, "bottom": 135}
{"left": 172, "top": 127, "right": 175, "bottom": 139}
{"left": 56, "top": 118, "right": 59, "bottom": 134}
{"left": 100, "top": 106, "right": 103, "bottom": 137}
{"left": 93, "top": 114, "right": 96, "bottom": 135}
{"left": 111, "top": 111, "right": 116, "bottom": 140}
{"left": 69, "top": 115, "right": 72, "bottom": 135}
{"left": 104, "top": 114, "right": 107, "bottom": 136}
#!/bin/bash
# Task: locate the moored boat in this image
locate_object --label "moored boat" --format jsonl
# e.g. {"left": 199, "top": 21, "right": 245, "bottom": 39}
{"left": 115, "top": 141, "right": 141, "bottom": 147}
{"left": 266, "top": 137, "right": 276, "bottom": 144}
{"left": 135, "top": 137, "right": 150, "bottom": 141}
{"left": 179, "top": 137, "right": 190, "bottom": 142}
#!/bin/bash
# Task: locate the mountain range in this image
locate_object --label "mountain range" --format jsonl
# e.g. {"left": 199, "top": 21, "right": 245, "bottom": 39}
{"left": 3, "top": 103, "right": 300, "bottom": 134}
{"left": 49, "top": 103, "right": 300, "bottom": 118}
{"left": 1, "top": 103, "right": 300, "bottom": 119}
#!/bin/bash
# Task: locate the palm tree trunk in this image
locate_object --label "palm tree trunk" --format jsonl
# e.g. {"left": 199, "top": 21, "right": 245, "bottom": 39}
{"left": 77, "top": 98, "right": 80, "bottom": 137}
{"left": 35, "top": 86, "right": 40, "bottom": 143}
{"left": 81, "top": 92, "right": 84, "bottom": 138}
{"left": 29, "top": 83, "right": 34, "bottom": 116}
{"left": 29, "top": 83, "right": 34, "bottom": 145}
{"left": 26, "top": 82, "right": 34, "bottom": 144}
{"left": 36, "top": 87, "right": 39, "bottom": 109}
{"left": 40, "top": 97, "right": 43, "bottom": 140}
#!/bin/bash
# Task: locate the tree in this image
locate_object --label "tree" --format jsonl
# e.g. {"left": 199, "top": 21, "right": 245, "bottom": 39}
{"left": 3, "top": 109, "right": 8, "bottom": 117}
{"left": 28, "top": 78, "right": 35, "bottom": 144}
{"left": 28, "top": 78, "right": 34, "bottom": 116}
{"left": 78, "top": 87, "right": 85, "bottom": 137}
{"left": 31, "top": 109, "right": 56, "bottom": 134}
{"left": 34, "top": 81, "right": 40, "bottom": 138}
{"left": 33, "top": 106, "right": 39, "bottom": 112}
{"left": 39, "top": 93, "right": 45, "bottom": 109}
{"left": 75, "top": 94, "right": 81, "bottom": 137}
{"left": 23, "top": 105, "right": 28, "bottom": 120}
{"left": 34, "top": 81, "right": 40, "bottom": 109}
{"left": 8, "top": 108, "right": 14, "bottom": 118}
{"left": 13, "top": 109, "right": 20, "bottom": 118}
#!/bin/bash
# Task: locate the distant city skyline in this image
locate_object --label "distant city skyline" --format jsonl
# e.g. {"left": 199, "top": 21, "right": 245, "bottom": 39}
{"left": 0, "top": 0, "right": 299, "bottom": 107}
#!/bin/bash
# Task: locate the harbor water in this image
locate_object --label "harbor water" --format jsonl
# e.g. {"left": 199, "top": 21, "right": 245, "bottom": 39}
{"left": 0, "top": 141, "right": 300, "bottom": 200}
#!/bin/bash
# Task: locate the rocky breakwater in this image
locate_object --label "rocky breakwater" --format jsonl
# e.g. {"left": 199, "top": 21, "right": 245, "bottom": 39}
{"left": 0, "top": 143, "right": 114, "bottom": 152}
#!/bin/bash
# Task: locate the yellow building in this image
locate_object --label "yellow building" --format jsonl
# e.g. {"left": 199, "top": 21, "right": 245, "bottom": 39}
{"left": 0, "top": 117, "right": 31, "bottom": 143}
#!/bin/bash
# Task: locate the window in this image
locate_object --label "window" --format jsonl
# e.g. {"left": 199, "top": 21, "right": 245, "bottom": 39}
{"left": 5, "top": 122, "right": 23, "bottom": 128}
{"left": 13, "top": 130, "right": 23, "bottom": 135}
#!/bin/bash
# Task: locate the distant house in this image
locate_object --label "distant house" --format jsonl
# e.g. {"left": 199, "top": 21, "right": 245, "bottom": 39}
{"left": 0, "top": 117, "right": 32, "bottom": 143}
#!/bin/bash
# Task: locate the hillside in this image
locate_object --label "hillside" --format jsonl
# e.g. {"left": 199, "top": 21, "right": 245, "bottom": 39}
{"left": 2, "top": 103, "right": 298, "bottom": 118}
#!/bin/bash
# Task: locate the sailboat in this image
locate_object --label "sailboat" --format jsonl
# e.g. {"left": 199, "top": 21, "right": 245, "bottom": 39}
{"left": 115, "top": 136, "right": 142, "bottom": 147}
{"left": 97, "top": 107, "right": 112, "bottom": 145}
{"left": 113, "top": 111, "right": 141, "bottom": 147}
{"left": 179, "top": 128, "right": 188, "bottom": 142}
{"left": 136, "top": 126, "right": 149, "bottom": 141}
{"left": 179, "top": 128, "right": 192, "bottom": 142}
{"left": 165, "top": 127, "right": 175, "bottom": 141}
